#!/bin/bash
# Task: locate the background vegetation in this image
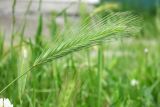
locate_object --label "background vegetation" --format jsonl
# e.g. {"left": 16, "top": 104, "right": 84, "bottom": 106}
{"left": 0, "top": 0, "right": 160, "bottom": 107}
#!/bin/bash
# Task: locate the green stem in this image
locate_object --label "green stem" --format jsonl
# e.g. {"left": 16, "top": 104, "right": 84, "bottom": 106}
{"left": 87, "top": 48, "right": 91, "bottom": 71}
{"left": 11, "top": 0, "right": 16, "bottom": 49}
{"left": 0, "top": 65, "right": 35, "bottom": 94}
{"left": 20, "top": 0, "right": 32, "bottom": 45}
{"left": 97, "top": 44, "right": 104, "bottom": 107}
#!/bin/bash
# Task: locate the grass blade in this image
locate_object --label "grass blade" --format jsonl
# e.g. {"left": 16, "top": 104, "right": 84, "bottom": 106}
{"left": 0, "top": 32, "right": 4, "bottom": 60}
{"left": 17, "top": 45, "right": 30, "bottom": 100}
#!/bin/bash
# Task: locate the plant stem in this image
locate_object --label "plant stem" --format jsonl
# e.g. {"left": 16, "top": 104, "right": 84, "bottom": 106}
{"left": 20, "top": 0, "right": 32, "bottom": 45}
{"left": 87, "top": 48, "right": 91, "bottom": 71}
{"left": 11, "top": 0, "right": 16, "bottom": 49}
{"left": 97, "top": 44, "right": 104, "bottom": 107}
{"left": 0, "top": 66, "right": 35, "bottom": 94}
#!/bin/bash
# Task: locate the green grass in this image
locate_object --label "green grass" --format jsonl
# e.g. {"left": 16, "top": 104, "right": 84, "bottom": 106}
{"left": 0, "top": 1, "right": 160, "bottom": 107}
{"left": 1, "top": 37, "right": 160, "bottom": 107}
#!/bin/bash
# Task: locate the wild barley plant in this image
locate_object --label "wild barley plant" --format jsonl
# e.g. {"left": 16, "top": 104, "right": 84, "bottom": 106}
{"left": 0, "top": 12, "right": 141, "bottom": 107}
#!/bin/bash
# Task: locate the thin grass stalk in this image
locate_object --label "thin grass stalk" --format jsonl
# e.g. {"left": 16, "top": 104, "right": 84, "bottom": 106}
{"left": 35, "top": 13, "right": 43, "bottom": 46}
{"left": 26, "top": 94, "right": 34, "bottom": 107}
{"left": 97, "top": 44, "right": 104, "bottom": 107}
{"left": 0, "top": 66, "right": 34, "bottom": 94}
{"left": 87, "top": 48, "right": 91, "bottom": 71}
{"left": 35, "top": 0, "right": 43, "bottom": 45}
{"left": 0, "top": 32, "right": 4, "bottom": 60}
{"left": 20, "top": 0, "right": 32, "bottom": 44}
{"left": 52, "top": 61, "right": 61, "bottom": 91}
{"left": 11, "top": 0, "right": 16, "bottom": 49}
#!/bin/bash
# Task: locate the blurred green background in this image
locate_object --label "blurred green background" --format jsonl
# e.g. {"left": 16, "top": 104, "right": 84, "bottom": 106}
{"left": 0, "top": 0, "right": 160, "bottom": 107}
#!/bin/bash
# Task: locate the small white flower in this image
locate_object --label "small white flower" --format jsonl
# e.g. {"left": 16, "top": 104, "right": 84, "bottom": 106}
{"left": 0, "top": 98, "right": 13, "bottom": 107}
{"left": 144, "top": 48, "right": 148, "bottom": 53}
{"left": 130, "top": 79, "right": 139, "bottom": 87}
{"left": 22, "top": 47, "right": 28, "bottom": 59}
